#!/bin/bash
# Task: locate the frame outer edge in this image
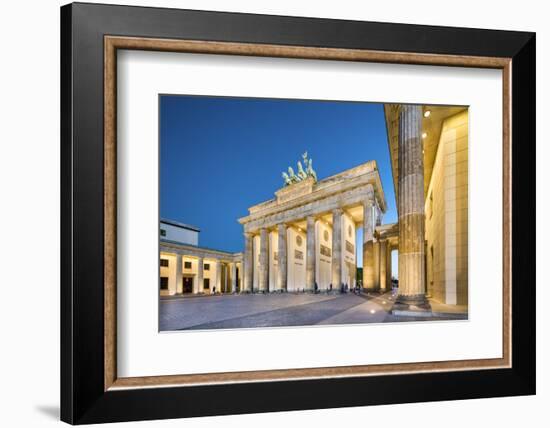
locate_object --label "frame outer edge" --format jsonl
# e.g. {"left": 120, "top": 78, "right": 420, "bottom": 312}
{"left": 63, "top": 3, "right": 536, "bottom": 423}
{"left": 510, "top": 33, "right": 536, "bottom": 391}
{"left": 60, "top": 3, "right": 75, "bottom": 424}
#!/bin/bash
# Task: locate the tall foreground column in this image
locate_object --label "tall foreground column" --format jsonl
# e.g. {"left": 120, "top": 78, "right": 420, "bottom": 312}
{"left": 379, "top": 239, "right": 387, "bottom": 291}
{"left": 397, "top": 104, "right": 428, "bottom": 306}
{"left": 258, "top": 228, "right": 269, "bottom": 292}
{"left": 243, "top": 232, "right": 253, "bottom": 292}
{"left": 331, "top": 208, "right": 343, "bottom": 291}
{"left": 175, "top": 254, "right": 183, "bottom": 295}
{"left": 277, "top": 224, "right": 287, "bottom": 291}
{"left": 196, "top": 257, "right": 204, "bottom": 294}
{"left": 362, "top": 191, "right": 375, "bottom": 290}
{"left": 306, "top": 216, "right": 316, "bottom": 292}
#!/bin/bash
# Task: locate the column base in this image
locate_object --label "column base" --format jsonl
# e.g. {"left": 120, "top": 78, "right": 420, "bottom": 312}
{"left": 391, "top": 294, "right": 432, "bottom": 315}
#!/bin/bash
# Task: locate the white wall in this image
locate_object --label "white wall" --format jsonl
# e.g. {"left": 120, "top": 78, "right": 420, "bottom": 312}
{"left": 269, "top": 230, "right": 278, "bottom": 291}
{"left": 342, "top": 213, "right": 356, "bottom": 288}
{"left": 160, "top": 222, "right": 199, "bottom": 246}
{"left": 253, "top": 234, "right": 260, "bottom": 290}
{"left": 316, "top": 220, "right": 333, "bottom": 290}
{"left": 287, "top": 227, "right": 307, "bottom": 291}
{"left": 1, "top": 1, "right": 546, "bottom": 428}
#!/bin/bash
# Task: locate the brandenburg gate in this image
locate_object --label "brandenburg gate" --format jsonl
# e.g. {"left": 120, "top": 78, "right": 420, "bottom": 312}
{"left": 239, "top": 154, "right": 395, "bottom": 294}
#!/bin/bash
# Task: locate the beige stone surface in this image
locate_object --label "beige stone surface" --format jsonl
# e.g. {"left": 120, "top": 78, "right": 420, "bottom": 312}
{"left": 306, "top": 216, "right": 316, "bottom": 291}
{"left": 276, "top": 223, "right": 287, "bottom": 291}
{"left": 397, "top": 105, "right": 426, "bottom": 299}
{"left": 331, "top": 208, "right": 343, "bottom": 288}
{"left": 259, "top": 228, "right": 269, "bottom": 292}
{"left": 425, "top": 110, "right": 469, "bottom": 305}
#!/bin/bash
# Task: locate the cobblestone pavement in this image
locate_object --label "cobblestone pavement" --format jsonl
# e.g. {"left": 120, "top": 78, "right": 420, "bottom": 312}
{"left": 160, "top": 291, "right": 467, "bottom": 331}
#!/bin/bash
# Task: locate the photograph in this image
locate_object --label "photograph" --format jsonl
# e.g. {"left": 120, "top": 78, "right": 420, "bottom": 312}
{"left": 158, "top": 95, "right": 469, "bottom": 331}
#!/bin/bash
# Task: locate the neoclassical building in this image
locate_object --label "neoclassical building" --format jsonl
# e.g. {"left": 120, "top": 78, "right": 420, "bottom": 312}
{"left": 384, "top": 104, "right": 468, "bottom": 306}
{"left": 159, "top": 219, "right": 243, "bottom": 296}
{"left": 238, "top": 159, "right": 389, "bottom": 293}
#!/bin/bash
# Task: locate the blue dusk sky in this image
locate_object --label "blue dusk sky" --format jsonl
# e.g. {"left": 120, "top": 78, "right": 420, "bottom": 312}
{"left": 160, "top": 95, "right": 397, "bottom": 271}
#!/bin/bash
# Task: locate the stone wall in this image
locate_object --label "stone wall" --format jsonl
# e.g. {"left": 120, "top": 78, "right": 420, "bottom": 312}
{"left": 287, "top": 227, "right": 307, "bottom": 291}
{"left": 425, "top": 110, "right": 469, "bottom": 305}
{"left": 159, "top": 253, "right": 177, "bottom": 295}
{"left": 342, "top": 213, "right": 356, "bottom": 288}
{"left": 268, "top": 230, "right": 279, "bottom": 291}
{"left": 315, "top": 220, "right": 333, "bottom": 290}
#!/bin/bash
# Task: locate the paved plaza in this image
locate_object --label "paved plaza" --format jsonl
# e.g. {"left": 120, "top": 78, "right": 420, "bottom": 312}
{"left": 159, "top": 291, "right": 467, "bottom": 331}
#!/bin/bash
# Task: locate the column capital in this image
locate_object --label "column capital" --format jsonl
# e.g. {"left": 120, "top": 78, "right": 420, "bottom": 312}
{"left": 332, "top": 207, "right": 343, "bottom": 216}
{"left": 398, "top": 103, "right": 422, "bottom": 117}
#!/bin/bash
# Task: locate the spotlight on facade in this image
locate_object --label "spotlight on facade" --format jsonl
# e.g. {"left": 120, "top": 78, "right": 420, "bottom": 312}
{"left": 424, "top": 110, "right": 431, "bottom": 118}
{"left": 422, "top": 132, "right": 428, "bottom": 139}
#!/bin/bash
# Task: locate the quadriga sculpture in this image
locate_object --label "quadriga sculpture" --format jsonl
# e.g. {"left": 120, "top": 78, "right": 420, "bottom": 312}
{"left": 281, "top": 152, "right": 317, "bottom": 186}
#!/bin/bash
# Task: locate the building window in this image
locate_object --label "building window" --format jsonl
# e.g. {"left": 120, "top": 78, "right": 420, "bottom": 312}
{"left": 160, "top": 258, "right": 169, "bottom": 267}
{"left": 160, "top": 277, "right": 168, "bottom": 290}
{"left": 184, "top": 261, "right": 192, "bottom": 269}
{"left": 204, "top": 263, "right": 210, "bottom": 271}
{"left": 160, "top": 228, "right": 166, "bottom": 237}
{"left": 204, "top": 278, "right": 210, "bottom": 289}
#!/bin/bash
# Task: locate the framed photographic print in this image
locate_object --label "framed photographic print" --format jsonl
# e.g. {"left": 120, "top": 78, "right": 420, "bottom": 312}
{"left": 61, "top": 2, "right": 536, "bottom": 424}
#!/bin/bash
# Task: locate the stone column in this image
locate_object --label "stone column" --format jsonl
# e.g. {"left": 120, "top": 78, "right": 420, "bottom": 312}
{"left": 379, "top": 239, "right": 388, "bottom": 291}
{"left": 276, "top": 224, "right": 287, "bottom": 291}
{"left": 258, "top": 228, "right": 269, "bottom": 292}
{"left": 331, "top": 208, "right": 343, "bottom": 291}
{"left": 243, "top": 232, "right": 253, "bottom": 292}
{"left": 196, "top": 257, "right": 204, "bottom": 294}
{"left": 214, "top": 260, "right": 221, "bottom": 294}
{"left": 306, "top": 216, "right": 316, "bottom": 292}
{"left": 223, "top": 264, "right": 228, "bottom": 293}
{"left": 175, "top": 254, "right": 183, "bottom": 294}
{"left": 373, "top": 239, "right": 381, "bottom": 290}
{"left": 388, "top": 245, "right": 393, "bottom": 288}
{"left": 397, "top": 104, "right": 428, "bottom": 307}
{"left": 362, "top": 189, "right": 375, "bottom": 290}
{"left": 230, "top": 262, "right": 237, "bottom": 293}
